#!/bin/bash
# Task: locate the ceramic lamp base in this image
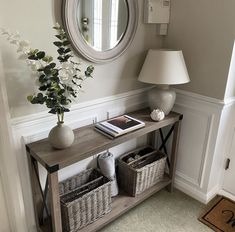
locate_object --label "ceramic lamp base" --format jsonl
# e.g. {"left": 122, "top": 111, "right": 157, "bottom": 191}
{"left": 148, "top": 86, "right": 176, "bottom": 115}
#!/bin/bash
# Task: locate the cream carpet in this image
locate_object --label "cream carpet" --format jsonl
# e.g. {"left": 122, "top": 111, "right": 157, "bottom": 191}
{"left": 100, "top": 190, "right": 212, "bottom": 232}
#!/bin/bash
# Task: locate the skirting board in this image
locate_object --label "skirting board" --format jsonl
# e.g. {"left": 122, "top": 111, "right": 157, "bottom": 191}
{"left": 174, "top": 177, "right": 219, "bottom": 204}
{"left": 219, "top": 190, "right": 235, "bottom": 202}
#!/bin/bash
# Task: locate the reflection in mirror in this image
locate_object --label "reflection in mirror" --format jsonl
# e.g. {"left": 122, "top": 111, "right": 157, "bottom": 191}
{"left": 77, "top": 0, "right": 128, "bottom": 52}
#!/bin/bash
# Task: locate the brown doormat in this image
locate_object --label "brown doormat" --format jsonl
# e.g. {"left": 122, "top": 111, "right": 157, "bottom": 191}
{"left": 199, "top": 195, "right": 235, "bottom": 232}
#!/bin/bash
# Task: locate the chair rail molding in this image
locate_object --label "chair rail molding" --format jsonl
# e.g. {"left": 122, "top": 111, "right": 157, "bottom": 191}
{"left": 9, "top": 86, "right": 235, "bottom": 230}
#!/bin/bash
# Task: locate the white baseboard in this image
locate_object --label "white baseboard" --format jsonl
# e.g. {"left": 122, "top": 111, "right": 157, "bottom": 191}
{"left": 174, "top": 177, "right": 219, "bottom": 204}
{"left": 174, "top": 177, "right": 208, "bottom": 204}
{"left": 219, "top": 189, "right": 235, "bottom": 201}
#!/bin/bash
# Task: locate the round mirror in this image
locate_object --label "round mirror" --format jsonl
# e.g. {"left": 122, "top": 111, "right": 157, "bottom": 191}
{"left": 62, "top": 0, "right": 138, "bottom": 63}
{"left": 77, "top": 0, "right": 128, "bottom": 52}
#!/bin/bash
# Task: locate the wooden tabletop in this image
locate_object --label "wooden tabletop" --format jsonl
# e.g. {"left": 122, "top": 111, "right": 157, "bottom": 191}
{"left": 26, "top": 108, "right": 182, "bottom": 172}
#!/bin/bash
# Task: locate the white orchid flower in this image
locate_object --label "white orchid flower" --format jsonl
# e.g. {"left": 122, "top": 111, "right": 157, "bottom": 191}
{"left": 18, "top": 53, "right": 29, "bottom": 60}
{"left": 0, "top": 28, "right": 10, "bottom": 35}
{"left": 55, "top": 22, "right": 61, "bottom": 28}
{"left": 27, "top": 60, "right": 35, "bottom": 66}
{"left": 8, "top": 32, "right": 20, "bottom": 44}
{"left": 26, "top": 60, "right": 42, "bottom": 71}
{"left": 19, "top": 40, "right": 30, "bottom": 47}
{"left": 59, "top": 69, "right": 73, "bottom": 83}
{"left": 61, "top": 62, "right": 74, "bottom": 70}
{"left": 31, "top": 62, "right": 43, "bottom": 71}
{"left": 17, "top": 40, "right": 30, "bottom": 53}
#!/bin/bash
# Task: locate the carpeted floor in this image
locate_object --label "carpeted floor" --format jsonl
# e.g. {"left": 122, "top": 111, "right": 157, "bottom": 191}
{"left": 100, "top": 190, "right": 212, "bottom": 232}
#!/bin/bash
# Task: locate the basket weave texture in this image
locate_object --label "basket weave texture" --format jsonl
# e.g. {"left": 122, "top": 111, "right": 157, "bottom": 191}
{"left": 118, "top": 146, "right": 167, "bottom": 196}
{"left": 59, "top": 169, "right": 111, "bottom": 232}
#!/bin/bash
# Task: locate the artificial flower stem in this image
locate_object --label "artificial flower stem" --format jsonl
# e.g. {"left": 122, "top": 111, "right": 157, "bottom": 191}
{"left": 57, "top": 112, "right": 64, "bottom": 124}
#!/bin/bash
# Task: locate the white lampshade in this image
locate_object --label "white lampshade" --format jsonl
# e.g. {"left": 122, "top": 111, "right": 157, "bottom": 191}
{"left": 138, "top": 50, "right": 190, "bottom": 85}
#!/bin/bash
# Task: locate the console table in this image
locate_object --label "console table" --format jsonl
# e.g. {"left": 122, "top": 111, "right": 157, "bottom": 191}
{"left": 26, "top": 108, "right": 183, "bottom": 232}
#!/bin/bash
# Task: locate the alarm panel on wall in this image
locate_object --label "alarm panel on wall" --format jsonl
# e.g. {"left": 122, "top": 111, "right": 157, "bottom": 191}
{"left": 144, "top": 0, "right": 171, "bottom": 24}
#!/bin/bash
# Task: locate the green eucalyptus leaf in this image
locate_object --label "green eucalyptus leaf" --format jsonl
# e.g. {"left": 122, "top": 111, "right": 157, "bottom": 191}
{"left": 64, "top": 48, "right": 71, "bottom": 54}
{"left": 51, "top": 69, "right": 58, "bottom": 76}
{"left": 43, "top": 67, "right": 52, "bottom": 75}
{"left": 27, "top": 95, "right": 33, "bottom": 102}
{"left": 55, "top": 34, "right": 65, "bottom": 40}
{"left": 39, "top": 75, "right": 46, "bottom": 83}
{"left": 58, "top": 89, "right": 65, "bottom": 95}
{"left": 53, "top": 41, "right": 63, "bottom": 47}
{"left": 63, "top": 41, "right": 70, "bottom": 46}
{"left": 39, "top": 85, "right": 48, "bottom": 91}
{"left": 31, "top": 98, "right": 38, "bottom": 104}
{"left": 48, "top": 56, "right": 53, "bottom": 63}
{"left": 37, "top": 93, "right": 44, "bottom": 99}
{"left": 49, "top": 63, "right": 56, "bottom": 69}
{"left": 37, "top": 51, "right": 45, "bottom": 59}
{"left": 63, "top": 107, "right": 70, "bottom": 112}
{"left": 50, "top": 76, "right": 59, "bottom": 82}
{"left": 57, "top": 47, "right": 65, "bottom": 55}
{"left": 48, "top": 108, "right": 56, "bottom": 114}
{"left": 28, "top": 55, "right": 38, "bottom": 60}
{"left": 42, "top": 56, "right": 48, "bottom": 62}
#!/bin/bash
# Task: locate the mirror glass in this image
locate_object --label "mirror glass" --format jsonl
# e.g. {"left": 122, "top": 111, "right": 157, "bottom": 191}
{"left": 62, "top": 0, "right": 138, "bottom": 63}
{"left": 77, "top": 0, "right": 129, "bottom": 52}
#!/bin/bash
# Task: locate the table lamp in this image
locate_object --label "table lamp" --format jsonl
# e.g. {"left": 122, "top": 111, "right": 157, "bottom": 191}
{"left": 138, "top": 49, "right": 190, "bottom": 115}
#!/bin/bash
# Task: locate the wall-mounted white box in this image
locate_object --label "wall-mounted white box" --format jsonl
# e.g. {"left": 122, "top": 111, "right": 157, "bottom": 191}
{"left": 144, "top": 0, "right": 170, "bottom": 24}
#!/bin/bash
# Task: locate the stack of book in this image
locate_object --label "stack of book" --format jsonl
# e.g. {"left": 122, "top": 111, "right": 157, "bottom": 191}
{"left": 95, "top": 115, "right": 145, "bottom": 139}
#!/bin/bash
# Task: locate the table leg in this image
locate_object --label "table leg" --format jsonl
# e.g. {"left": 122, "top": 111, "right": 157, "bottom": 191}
{"left": 167, "top": 120, "right": 181, "bottom": 192}
{"left": 27, "top": 152, "right": 43, "bottom": 228}
{"left": 48, "top": 172, "right": 62, "bottom": 232}
{"left": 147, "top": 131, "right": 157, "bottom": 148}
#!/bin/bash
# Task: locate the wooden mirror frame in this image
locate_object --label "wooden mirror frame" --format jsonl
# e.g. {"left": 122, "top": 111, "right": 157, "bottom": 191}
{"left": 62, "top": 0, "right": 138, "bottom": 64}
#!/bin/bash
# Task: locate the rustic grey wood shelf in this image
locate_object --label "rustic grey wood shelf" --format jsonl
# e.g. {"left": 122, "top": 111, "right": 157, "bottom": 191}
{"left": 26, "top": 108, "right": 183, "bottom": 232}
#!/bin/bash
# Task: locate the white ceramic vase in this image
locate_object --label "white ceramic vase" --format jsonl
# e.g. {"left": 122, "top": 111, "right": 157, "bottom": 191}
{"left": 48, "top": 122, "right": 74, "bottom": 149}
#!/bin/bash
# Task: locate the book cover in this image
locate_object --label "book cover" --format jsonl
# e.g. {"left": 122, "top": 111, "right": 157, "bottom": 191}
{"left": 95, "top": 115, "right": 145, "bottom": 138}
{"left": 107, "top": 115, "right": 141, "bottom": 130}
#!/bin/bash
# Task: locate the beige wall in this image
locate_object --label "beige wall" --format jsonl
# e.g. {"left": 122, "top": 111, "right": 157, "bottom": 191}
{"left": 164, "top": 0, "right": 235, "bottom": 100}
{"left": 0, "top": 0, "right": 162, "bottom": 118}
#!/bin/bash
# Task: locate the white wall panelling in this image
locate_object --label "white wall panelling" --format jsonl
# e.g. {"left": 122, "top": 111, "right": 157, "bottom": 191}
{"left": 173, "top": 89, "right": 234, "bottom": 204}
{"left": 220, "top": 103, "right": 235, "bottom": 199}
{"left": 11, "top": 87, "right": 149, "bottom": 231}
{"left": 10, "top": 86, "right": 235, "bottom": 230}
{"left": 221, "top": 126, "right": 235, "bottom": 195}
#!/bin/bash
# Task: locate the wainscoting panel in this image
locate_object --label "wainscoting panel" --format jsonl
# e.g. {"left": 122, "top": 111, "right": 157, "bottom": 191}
{"left": 172, "top": 89, "right": 228, "bottom": 203}
{"left": 11, "top": 87, "right": 149, "bottom": 231}
{"left": 11, "top": 87, "right": 234, "bottom": 230}
{"left": 174, "top": 106, "right": 213, "bottom": 188}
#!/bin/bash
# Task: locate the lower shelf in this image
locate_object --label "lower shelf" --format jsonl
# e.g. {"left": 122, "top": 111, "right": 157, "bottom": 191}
{"left": 39, "top": 176, "right": 171, "bottom": 232}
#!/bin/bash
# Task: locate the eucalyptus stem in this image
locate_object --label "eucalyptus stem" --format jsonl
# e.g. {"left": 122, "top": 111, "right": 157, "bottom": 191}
{"left": 57, "top": 112, "right": 64, "bottom": 123}
{"left": 2, "top": 24, "right": 94, "bottom": 121}
{"left": 57, "top": 113, "right": 60, "bottom": 123}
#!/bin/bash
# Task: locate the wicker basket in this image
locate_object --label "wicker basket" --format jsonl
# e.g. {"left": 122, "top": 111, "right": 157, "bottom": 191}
{"left": 118, "top": 146, "right": 167, "bottom": 196}
{"left": 59, "top": 169, "right": 111, "bottom": 232}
